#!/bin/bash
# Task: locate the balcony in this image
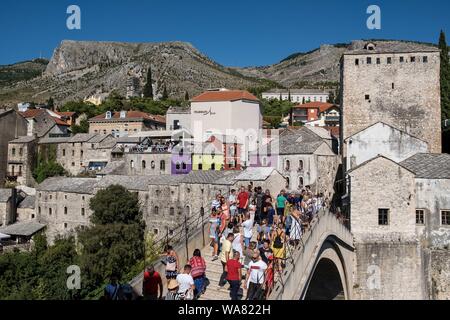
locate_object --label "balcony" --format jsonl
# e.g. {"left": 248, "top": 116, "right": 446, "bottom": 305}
{"left": 325, "top": 115, "right": 340, "bottom": 122}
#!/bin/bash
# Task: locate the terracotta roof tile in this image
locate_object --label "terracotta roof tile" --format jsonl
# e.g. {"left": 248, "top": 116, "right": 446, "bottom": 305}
{"left": 293, "top": 102, "right": 336, "bottom": 113}
{"left": 90, "top": 111, "right": 166, "bottom": 123}
{"left": 191, "top": 90, "right": 259, "bottom": 103}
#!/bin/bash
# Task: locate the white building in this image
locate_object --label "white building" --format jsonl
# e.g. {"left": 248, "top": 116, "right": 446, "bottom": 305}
{"left": 190, "top": 89, "right": 262, "bottom": 163}
{"left": 262, "top": 89, "right": 329, "bottom": 104}
{"left": 166, "top": 106, "right": 191, "bottom": 132}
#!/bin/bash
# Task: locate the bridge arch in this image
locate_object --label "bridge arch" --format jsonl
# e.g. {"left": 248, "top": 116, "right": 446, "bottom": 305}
{"left": 269, "top": 210, "right": 355, "bottom": 300}
{"left": 301, "top": 240, "right": 349, "bottom": 300}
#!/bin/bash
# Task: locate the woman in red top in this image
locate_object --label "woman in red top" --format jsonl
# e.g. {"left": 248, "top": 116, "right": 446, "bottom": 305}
{"left": 264, "top": 256, "right": 275, "bottom": 299}
{"left": 189, "top": 249, "right": 207, "bottom": 299}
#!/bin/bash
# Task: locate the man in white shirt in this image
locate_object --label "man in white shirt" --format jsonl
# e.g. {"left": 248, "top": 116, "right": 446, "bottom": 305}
{"left": 176, "top": 265, "right": 195, "bottom": 300}
{"left": 228, "top": 189, "right": 238, "bottom": 218}
{"left": 242, "top": 212, "right": 254, "bottom": 248}
{"left": 245, "top": 252, "right": 267, "bottom": 300}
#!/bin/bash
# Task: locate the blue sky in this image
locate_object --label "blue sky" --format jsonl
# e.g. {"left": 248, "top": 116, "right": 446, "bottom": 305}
{"left": 1, "top": 0, "right": 449, "bottom": 67}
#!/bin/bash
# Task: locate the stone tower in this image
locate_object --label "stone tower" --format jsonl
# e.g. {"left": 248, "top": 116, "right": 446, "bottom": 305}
{"left": 340, "top": 41, "right": 442, "bottom": 170}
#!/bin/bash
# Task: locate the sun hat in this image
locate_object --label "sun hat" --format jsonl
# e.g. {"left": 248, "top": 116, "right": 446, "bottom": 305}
{"left": 167, "top": 279, "right": 179, "bottom": 290}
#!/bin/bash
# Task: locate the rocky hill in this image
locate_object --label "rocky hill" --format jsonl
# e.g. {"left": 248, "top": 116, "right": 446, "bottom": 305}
{"left": 0, "top": 40, "right": 264, "bottom": 105}
{"left": 0, "top": 39, "right": 440, "bottom": 106}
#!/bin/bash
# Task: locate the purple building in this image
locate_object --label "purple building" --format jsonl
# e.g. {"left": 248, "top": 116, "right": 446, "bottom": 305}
{"left": 171, "top": 144, "right": 192, "bottom": 175}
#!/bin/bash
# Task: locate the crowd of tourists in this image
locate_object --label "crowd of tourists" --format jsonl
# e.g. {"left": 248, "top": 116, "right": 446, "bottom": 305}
{"left": 136, "top": 185, "right": 327, "bottom": 301}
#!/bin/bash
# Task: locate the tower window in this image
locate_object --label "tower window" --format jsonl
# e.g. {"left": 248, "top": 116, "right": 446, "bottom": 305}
{"left": 378, "top": 209, "right": 389, "bottom": 226}
{"left": 442, "top": 210, "right": 450, "bottom": 225}
{"left": 355, "top": 59, "right": 359, "bottom": 66}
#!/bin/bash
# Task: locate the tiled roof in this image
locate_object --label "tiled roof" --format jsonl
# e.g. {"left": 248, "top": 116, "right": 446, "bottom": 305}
{"left": 0, "top": 221, "right": 46, "bottom": 237}
{"left": 20, "top": 109, "right": 46, "bottom": 118}
{"left": 293, "top": 102, "right": 336, "bottom": 113}
{"left": 95, "top": 175, "right": 154, "bottom": 191}
{"left": 9, "top": 136, "right": 37, "bottom": 144}
{"left": 37, "top": 177, "right": 98, "bottom": 193}
{"left": 18, "top": 195, "right": 35, "bottom": 209}
{"left": 68, "top": 133, "right": 97, "bottom": 143}
{"left": 191, "top": 90, "right": 259, "bottom": 103}
{"left": 344, "top": 40, "right": 439, "bottom": 55}
{"left": 234, "top": 167, "right": 277, "bottom": 181}
{"left": 400, "top": 153, "right": 450, "bottom": 179}
{"left": 181, "top": 171, "right": 241, "bottom": 185}
{"left": 89, "top": 111, "right": 166, "bottom": 123}
{"left": 52, "top": 117, "right": 70, "bottom": 126}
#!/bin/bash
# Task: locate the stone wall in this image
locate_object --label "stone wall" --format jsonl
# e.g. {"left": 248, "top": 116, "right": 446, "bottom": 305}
{"left": 428, "top": 249, "right": 450, "bottom": 300}
{"left": 349, "top": 156, "right": 417, "bottom": 239}
{"left": 352, "top": 242, "right": 427, "bottom": 300}
{"left": 341, "top": 51, "right": 441, "bottom": 157}
{"left": 415, "top": 178, "right": 450, "bottom": 249}
{"left": 124, "top": 152, "right": 171, "bottom": 175}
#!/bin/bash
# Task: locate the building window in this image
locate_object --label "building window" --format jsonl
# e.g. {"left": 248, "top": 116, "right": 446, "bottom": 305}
{"left": 169, "top": 230, "right": 174, "bottom": 236}
{"left": 298, "top": 160, "right": 304, "bottom": 171}
{"left": 19, "top": 148, "right": 23, "bottom": 156}
{"left": 262, "top": 157, "right": 267, "bottom": 166}
{"left": 153, "top": 228, "right": 159, "bottom": 235}
{"left": 392, "top": 83, "right": 395, "bottom": 89}
{"left": 198, "top": 163, "right": 203, "bottom": 170}
{"left": 355, "top": 59, "right": 359, "bottom": 66}
{"left": 12, "top": 148, "right": 16, "bottom": 156}
{"left": 286, "top": 177, "right": 290, "bottom": 189}
{"left": 130, "top": 160, "right": 134, "bottom": 169}
{"left": 387, "top": 57, "right": 392, "bottom": 64}
{"left": 154, "top": 206, "right": 159, "bottom": 215}
{"left": 400, "top": 57, "right": 404, "bottom": 63}
{"left": 81, "top": 208, "right": 85, "bottom": 216}
{"left": 49, "top": 195, "right": 52, "bottom": 200}
{"left": 151, "top": 161, "right": 155, "bottom": 169}
{"left": 423, "top": 56, "right": 428, "bottom": 63}
{"left": 142, "top": 160, "right": 146, "bottom": 169}
{"left": 376, "top": 57, "right": 381, "bottom": 64}
{"left": 64, "top": 223, "right": 68, "bottom": 229}
{"left": 367, "top": 57, "right": 372, "bottom": 64}
{"left": 176, "top": 162, "right": 181, "bottom": 170}
{"left": 72, "top": 150, "right": 75, "bottom": 156}
{"left": 211, "top": 163, "right": 216, "bottom": 170}
{"left": 182, "top": 162, "right": 187, "bottom": 170}
{"left": 169, "top": 207, "right": 175, "bottom": 216}
{"left": 285, "top": 159, "right": 290, "bottom": 171}
{"left": 31, "top": 214, "right": 35, "bottom": 219}
{"left": 416, "top": 209, "right": 425, "bottom": 225}
{"left": 378, "top": 209, "right": 389, "bottom": 225}
{"left": 365, "top": 95, "right": 370, "bottom": 101}
{"left": 442, "top": 210, "right": 450, "bottom": 226}
{"left": 49, "top": 208, "right": 52, "bottom": 216}
{"left": 299, "top": 177, "right": 304, "bottom": 187}
{"left": 64, "top": 207, "right": 68, "bottom": 215}
{"left": 62, "top": 149, "right": 66, "bottom": 156}
{"left": 71, "top": 162, "right": 75, "bottom": 167}
{"left": 410, "top": 56, "right": 416, "bottom": 63}
{"left": 38, "top": 207, "right": 41, "bottom": 214}
{"left": 160, "top": 160, "right": 166, "bottom": 171}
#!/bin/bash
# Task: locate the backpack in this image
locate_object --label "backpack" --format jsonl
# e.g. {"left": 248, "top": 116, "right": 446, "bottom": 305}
{"left": 273, "top": 231, "right": 283, "bottom": 249}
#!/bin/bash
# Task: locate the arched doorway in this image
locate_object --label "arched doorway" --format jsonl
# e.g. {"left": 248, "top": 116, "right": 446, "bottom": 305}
{"left": 304, "top": 258, "right": 345, "bottom": 300}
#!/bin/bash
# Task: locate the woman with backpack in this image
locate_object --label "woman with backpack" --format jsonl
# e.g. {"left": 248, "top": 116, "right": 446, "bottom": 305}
{"left": 271, "top": 223, "right": 285, "bottom": 272}
{"left": 163, "top": 245, "right": 179, "bottom": 280}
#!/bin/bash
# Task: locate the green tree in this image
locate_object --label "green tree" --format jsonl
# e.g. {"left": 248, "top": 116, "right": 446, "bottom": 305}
{"left": 71, "top": 118, "right": 89, "bottom": 134}
{"left": 89, "top": 185, "right": 143, "bottom": 225}
{"left": 143, "top": 66, "right": 153, "bottom": 99}
{"left": 33, "top": 154, "right": 66, "bottom": 184}
{"left": 47, "top": 97, "right": 54, "bottom": 109}
{"left": 78, "top": 185, "right": 145, "bottom": 297}
{"left": 439, "top": 30, "right": 450, "bottom": 127}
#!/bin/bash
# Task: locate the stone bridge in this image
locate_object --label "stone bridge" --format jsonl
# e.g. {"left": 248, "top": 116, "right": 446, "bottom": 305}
{"left": 269, "top": 209, "right": 355, "bottom": 300}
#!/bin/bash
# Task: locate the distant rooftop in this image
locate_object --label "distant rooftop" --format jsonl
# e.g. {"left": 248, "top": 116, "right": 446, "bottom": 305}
{"left": 263, "top": 89, "right": 329, "bottom": 95}
{"left": 9, "top": 136, "right": 37, "bottom": 144}
{"left": 18, "top": 195, "right": 35, "bottom": 209}
{"left": 89, "top": 111, "right": 166, "bottom": 123}
{"left": 191, "top": 90, "right": 259, "bottom": 103}
{"left": 0, "top": 221, "right": 46, "bottom": 237}
{"left": 37, "top": 177, "right": 98, "bottom": 194}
